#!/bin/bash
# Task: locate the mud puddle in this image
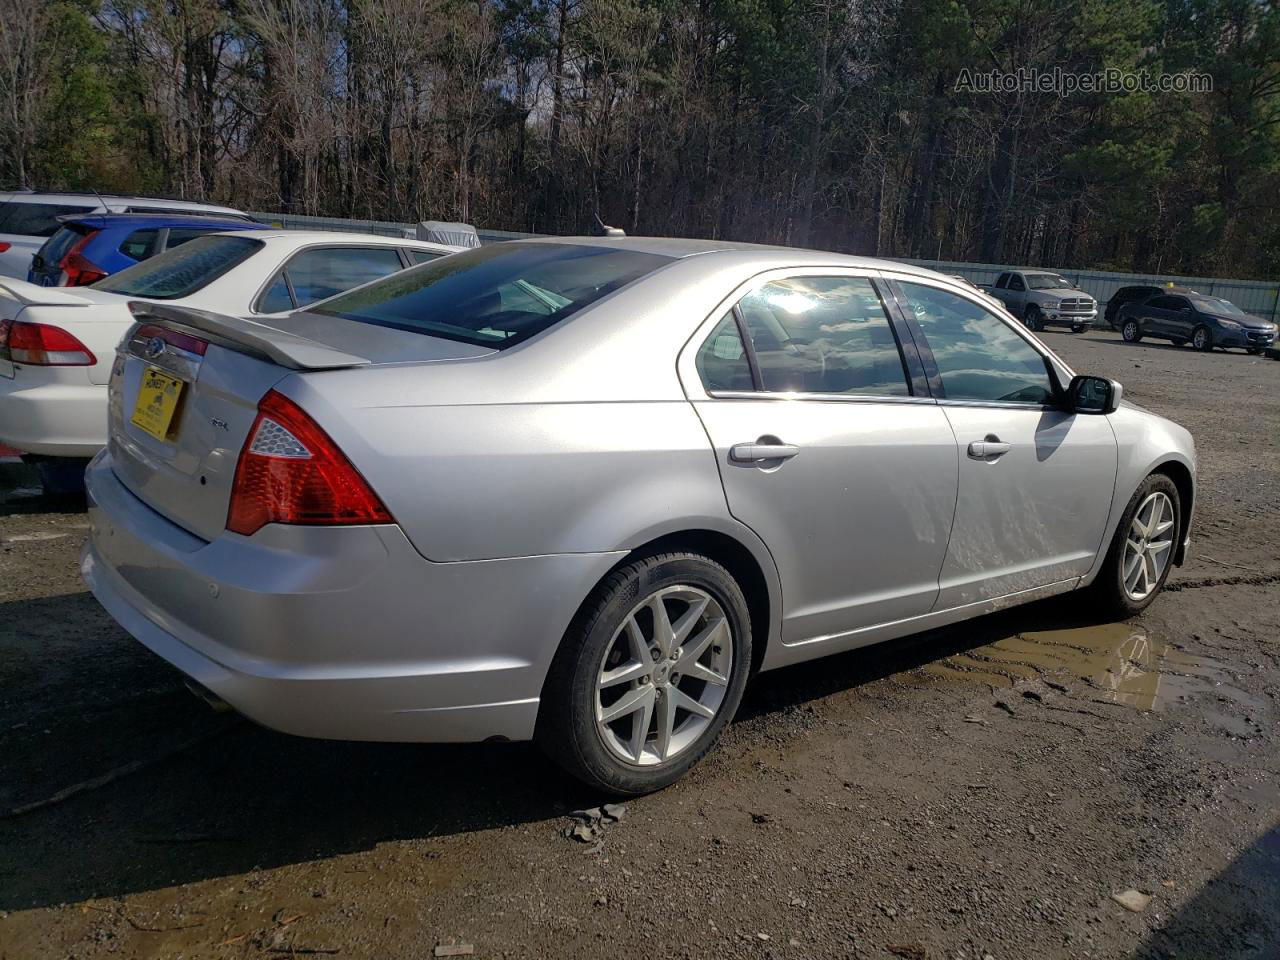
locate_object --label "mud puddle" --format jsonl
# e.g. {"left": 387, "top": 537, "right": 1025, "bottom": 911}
{"left": 921, "top": 623, "right": 1265, "bottom": 727}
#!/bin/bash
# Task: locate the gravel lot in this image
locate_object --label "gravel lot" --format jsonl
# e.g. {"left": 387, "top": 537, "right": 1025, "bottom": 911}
{"left": 1, "top": 330, "right": 1277, "bottom": 960}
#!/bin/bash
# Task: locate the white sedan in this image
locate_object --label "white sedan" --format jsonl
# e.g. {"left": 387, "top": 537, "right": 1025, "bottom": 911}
{"left": 0, "top": 230, "right": 461, "bottom": 489}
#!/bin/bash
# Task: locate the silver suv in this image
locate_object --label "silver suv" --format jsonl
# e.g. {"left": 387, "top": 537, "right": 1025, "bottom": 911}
{"left": 0, "top": 190, "right": 248, "bottom": 279}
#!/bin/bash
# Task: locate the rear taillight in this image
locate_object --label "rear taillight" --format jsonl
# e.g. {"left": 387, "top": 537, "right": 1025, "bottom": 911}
{"left": 60, "top": 231, "right": 106, "bottom": 286}
{"left": 227, "top": 390, "right": 392, "bottom": 536}
{"left": 0, "top": 321, "right": 96, "bottom": 365}
{"left": 0, "top": 242, "right": 10, "bottom": 253}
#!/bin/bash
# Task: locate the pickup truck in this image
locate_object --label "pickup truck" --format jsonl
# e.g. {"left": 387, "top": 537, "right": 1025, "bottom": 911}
{"left": 980, "top": 270, "right": 1097, "bottom": 332}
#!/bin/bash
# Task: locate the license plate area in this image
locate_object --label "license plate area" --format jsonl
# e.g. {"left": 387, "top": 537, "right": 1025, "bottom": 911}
{"left": 131, "top": 367, "right": 186, "bottom": 442}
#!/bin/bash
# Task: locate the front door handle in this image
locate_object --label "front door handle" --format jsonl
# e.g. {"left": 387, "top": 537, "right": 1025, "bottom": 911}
{"left": 730, "top": 442, "right": 800, "bottom": 463}
{"left": 968, "top": 437, "right": 1012, "bottom": 460}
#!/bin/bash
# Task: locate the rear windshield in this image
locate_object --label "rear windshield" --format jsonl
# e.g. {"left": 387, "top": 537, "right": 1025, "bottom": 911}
{"left": 92, "top": 234, "right": 262, "bottom": 299}
{"left": 311, "top": 242, "right": 672, "bottom": 348}
{"left": 35, "top": 224, "right": 91, "bottom": 267}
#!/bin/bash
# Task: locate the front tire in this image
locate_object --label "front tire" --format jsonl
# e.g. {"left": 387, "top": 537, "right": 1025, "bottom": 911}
{"left": 537, "top": 552, "right": 752, "bottom": 795}
{"left": 1092, "top": 474, "right": 1181, "bottom": 618}
{"left": 1072, "top": 324, "right": 1087, "bottom": 334}
{"left": 1122, "top": 319, "right": 1143, "bottom": 343}
{"left": 1192, "top": 325, "right": 1213, "bottom": 351}
{"left": 1024, "top": 306, "right": 1044, "bottom": 332}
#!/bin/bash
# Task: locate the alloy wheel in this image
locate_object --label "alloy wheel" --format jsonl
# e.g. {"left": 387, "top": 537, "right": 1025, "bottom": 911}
{"left": 595, "top": 585, "right": 733, "bottom": 766}
{"left": 1123, "top": 321, "right": 1139, "bottom": 342}
{"left": 1122, "top": 492, "right": 1176, "bottom": 601}
{"left": 1193, "top": 327, "right": 1209, "bottom": 350}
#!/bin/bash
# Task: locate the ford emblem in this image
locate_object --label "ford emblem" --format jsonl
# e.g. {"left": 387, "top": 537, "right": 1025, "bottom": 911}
{"left": 144, "top": 337, "right": 165, "bottom": 359}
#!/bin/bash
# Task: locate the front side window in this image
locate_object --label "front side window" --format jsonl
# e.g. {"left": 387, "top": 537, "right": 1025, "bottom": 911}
{"left": 899, "top": 280, "right": 1054, "bottom": 405}
{"left": 695, "top": 311, "right": 753, "bottom": 393}
{"left": 92, "top": 234, "right": 263, "bottom": 299}
{"left": 1007, "top": 275, "right": 1025, "bottom": 291}
{"left": 313, "top": 242, "right": 672, "bottom": 349}
{"left": 735, "top": 276, "right": 909, "bottom": 396}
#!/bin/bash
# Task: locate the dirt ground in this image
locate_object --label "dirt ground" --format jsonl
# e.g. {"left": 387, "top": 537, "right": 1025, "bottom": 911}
{"left": 1, "top": 329, "right": 1277, "bottom": 960}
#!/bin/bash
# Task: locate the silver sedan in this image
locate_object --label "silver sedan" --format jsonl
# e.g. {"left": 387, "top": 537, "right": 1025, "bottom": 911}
{"left": 82, "top": 238, "right": 1196, "bottom": 794}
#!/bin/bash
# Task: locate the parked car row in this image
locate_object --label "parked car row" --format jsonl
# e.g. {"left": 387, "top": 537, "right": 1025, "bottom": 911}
{"left": 0, "top": 189, "right": 251, "bottom": 279}
{"left": 0, "top": 227, "right": 463, "bottom": 491}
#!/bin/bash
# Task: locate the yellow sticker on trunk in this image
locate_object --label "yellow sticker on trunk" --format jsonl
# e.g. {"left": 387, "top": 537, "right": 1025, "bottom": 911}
{"left": 130, "top": 367, "right": 185, "bottom": 442}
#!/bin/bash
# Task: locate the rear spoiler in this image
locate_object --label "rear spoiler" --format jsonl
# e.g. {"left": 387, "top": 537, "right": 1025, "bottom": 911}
{"left": 128, "top": 302, "right": 370, "bottom": 370}
{"left": 0, "top": 279, "right": 92, "bottom": 307}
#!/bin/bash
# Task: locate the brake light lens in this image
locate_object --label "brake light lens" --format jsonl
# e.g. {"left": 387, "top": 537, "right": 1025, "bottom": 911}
{"left": 0, "top": 243, "right": 10, "bottom": 253}
{"left": 0, "top": 321, "right": 96, "bottom": 365}
{"left": 227, "top": 390, "right": 392, "bottom": 536}
{"left": 60, "top": 231, "right": 106, "bottom": 286}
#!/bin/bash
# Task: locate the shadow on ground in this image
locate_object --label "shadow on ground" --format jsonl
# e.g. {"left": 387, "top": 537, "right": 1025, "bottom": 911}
{"left": 1131, "top": 823, "right": 1280, "bottom": 960}
{"left": 0, "top": 590, "right": 1133, "bottom": 911}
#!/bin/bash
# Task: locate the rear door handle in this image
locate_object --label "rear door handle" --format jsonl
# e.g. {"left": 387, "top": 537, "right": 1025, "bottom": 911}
{"left": 730, "top": 442, "right": 800, "bottom": 463}
{"left": 967, "top": 438, "right": 1011, "bottom": 460}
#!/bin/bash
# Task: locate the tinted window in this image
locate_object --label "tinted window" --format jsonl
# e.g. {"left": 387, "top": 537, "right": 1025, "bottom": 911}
{"left": 165, "top": 226, "right": 223, "bottom": 249}
{"left": 410, "top": 249, "right": 441, "bottom": 264}
{"left": 313, "top": 243, "right": 671, "bottom": 349}
{"left": 736, "top": 276, "right": 909, "bottom": 396}
{"left": 995, "top": 273, "right": 1009, "bottom": 288}
{"left": 34, "top": 225, "right": 89, "bottom": 269}
{"left": 1119, "top": 286, "right": 1158, "bottom": 302}
{"left": 1007, "top": 275, "right": 1025, "bottom": 291}
{"left": 0, "top": 201, "right": 96, "bottom": 237}
{"left": 92, "top": 235, "right": 263, "bottom": 299}
{"left": 119, "top": 229, "right": 160, "bottom": 261}
{"left": 282, "top": 246, "right": 404, "bottom": 307}
{"left": 696, "top": 312, "right": 753, "bottom": 393}
{"left": 257, "top": 273, "right": 295, "bottom": 313}
{"left": 1148, "top": 296, "right": 1180, "bottom": 310}
{"left": 900, "top": 281, "right": 1053, "bottom": 404}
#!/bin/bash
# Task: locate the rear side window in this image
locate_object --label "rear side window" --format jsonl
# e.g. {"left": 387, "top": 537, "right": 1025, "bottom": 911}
{"left": 313, "top": 242, "right": 672, "bottom": 348}
{"left": 409, "top": 249, "right": 441, "bottom": 264}
{"left": 736, "top": 276, "right": 909, "bottom": 396}
{"left": 899, "top": 281, "right": 1053, "bottom": 404}
{"left": 283, "top": 246, "right": 405, "bottom": 306}
{"left": 0, "top": 201, "right": 96, "bottom": 237}
{"left": 695, "top": 312, "right": 754, "bottom": 393}
{"left": 119, "top": 229, "right": 160, "bottom": 261}
{"left": 92, "top": 235, "right": 263, "bottom": 299}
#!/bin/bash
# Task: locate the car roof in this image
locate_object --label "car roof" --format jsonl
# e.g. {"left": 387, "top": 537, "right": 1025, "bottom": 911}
{"left": 213, "top": 229, "right": 465, "bottom": 251}
{"left": 59, "top": 212, "right": 263, "bottom": 230}
{"left": 510, "top": 235, "right": 966, "bottom": 281}
{"left": 0, "top": 190, "right": 243, "bottom": 214}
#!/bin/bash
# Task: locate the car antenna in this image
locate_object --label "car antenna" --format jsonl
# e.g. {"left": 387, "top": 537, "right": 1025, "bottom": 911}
{"left": 594, "top": 213, "right": 625, "bottom": 238}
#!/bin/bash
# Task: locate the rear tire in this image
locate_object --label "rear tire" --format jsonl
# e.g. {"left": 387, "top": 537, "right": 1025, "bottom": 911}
{"left": 27, "top": 456, "right": 89, "bottom": 497}
{"left": 1091, "top": 474, "right": 1181, "bottom": 619}
{"left": 1121, "top": 319, "right": 1143, "bottom": 343}
{"left": 537, "top": 552, "right": 752, "bottom": 796}
{"left": 1192, "top": 325, "right": 1213, "bottom": 351}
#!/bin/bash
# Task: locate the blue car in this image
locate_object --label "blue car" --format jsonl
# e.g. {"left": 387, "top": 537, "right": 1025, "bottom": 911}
{"left": 26, "top": 212, "right": 263, "bottom": 287}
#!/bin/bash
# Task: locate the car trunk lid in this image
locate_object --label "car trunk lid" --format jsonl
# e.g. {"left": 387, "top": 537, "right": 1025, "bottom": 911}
{"left": 107, "top": 302, "right": 493, "bottom": 541}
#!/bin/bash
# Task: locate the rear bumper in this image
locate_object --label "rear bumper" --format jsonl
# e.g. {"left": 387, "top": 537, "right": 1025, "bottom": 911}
{"left": 0, "top": 375, "right": 106, "bottom": 457}
{"left": 82, "top": 452, "right": 623, "bottom": 743}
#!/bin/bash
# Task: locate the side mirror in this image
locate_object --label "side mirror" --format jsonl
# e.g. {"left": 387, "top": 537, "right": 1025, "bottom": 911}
{"left": 1069, "top": 375, "right": 1122, "bottom": 414}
